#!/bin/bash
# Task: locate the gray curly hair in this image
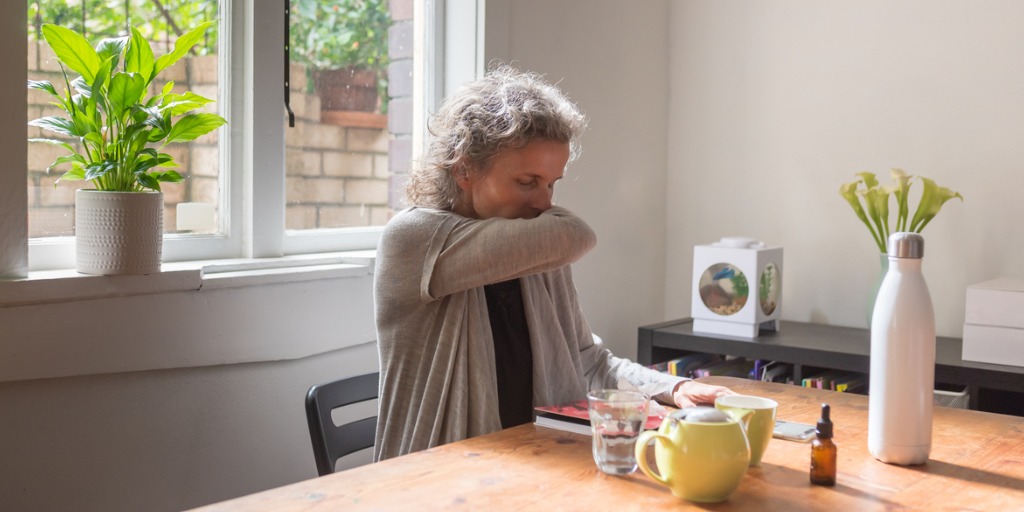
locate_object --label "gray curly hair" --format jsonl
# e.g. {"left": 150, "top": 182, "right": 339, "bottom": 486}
{"left": 405, "top": 65, "right": 588, "bottom": 209}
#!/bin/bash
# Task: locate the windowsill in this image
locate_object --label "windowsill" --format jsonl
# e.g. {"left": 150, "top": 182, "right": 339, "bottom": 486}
{"left": 0, "top": 250, "right": 377, "bottom": 308}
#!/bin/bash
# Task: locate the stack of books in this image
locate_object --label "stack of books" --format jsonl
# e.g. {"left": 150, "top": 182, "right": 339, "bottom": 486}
{"left": 533, "top": 400, "right": 664, "bottom": 435}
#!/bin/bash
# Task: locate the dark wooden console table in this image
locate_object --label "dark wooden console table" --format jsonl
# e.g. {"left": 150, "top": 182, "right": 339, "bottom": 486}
{"left": 638, "top": 318, "right": 1024, "bottom": 413}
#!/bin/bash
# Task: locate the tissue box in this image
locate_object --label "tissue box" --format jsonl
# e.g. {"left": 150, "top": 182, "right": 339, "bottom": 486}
{"left": 691, "top": 237, "right": 783, "bottom": 338}
{"left": 962, "top": 277, "right": 1024, "bottom": 367}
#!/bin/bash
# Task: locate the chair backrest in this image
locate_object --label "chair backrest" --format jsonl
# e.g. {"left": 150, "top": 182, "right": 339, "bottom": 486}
{"left": 305, "top": 372, "right": 379, "bottom": 476}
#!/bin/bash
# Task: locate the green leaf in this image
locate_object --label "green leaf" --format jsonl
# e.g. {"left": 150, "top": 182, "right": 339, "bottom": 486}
{"left": 154, "top": 21, "right": 217, "bottom": 76}
{"left": 57, "top": 167, "right": 86, "bottom": 184}
{"left": 27, "top": 79, "right": 59, "bottom": 98}
{"left": 83, "top": 132, "right": 104, "bottom": 148}
{"left": 125, "top": 26, "right": 156, "bottom": 84}
{"left": 157, "top": 153, "right": 179, "bottom": 167}
{"left": 28, "top": 116, "right": 76, "bottom": 137}
{"left": 51, "top": 154, "right": 87, "bottom": 169}
{"left": 95, "top": 37, "right": 128, "bottom": 70}
{"left": 41, "top": 24, "right": 102, "bottom": 85}
{"left": 27, "top": 137, "right": 77, "bottom": 154}
{"left": 152, "top": 170, "right": 184, "bottom": 182}
{"left": 91, "top": 58, "right": 112, "bottom": 106}
{"left": 164, "top": 113, "right": 226, "bottom": 144}
{"left": 137, "top": 172, "right": 160, "bottom": 191}
{"left": 161, "top": 91, "right": 215, "bottom": 116}
{"left": 84, "top": 161, "right": 116, "bottom": 181}
{"left": 108, "top": 72, "right": 148, "bottom": 119}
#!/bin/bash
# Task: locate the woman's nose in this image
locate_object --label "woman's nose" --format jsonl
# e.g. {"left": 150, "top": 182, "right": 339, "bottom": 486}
{"left": 533, "top": 189, "right": 553, "bottom": 211}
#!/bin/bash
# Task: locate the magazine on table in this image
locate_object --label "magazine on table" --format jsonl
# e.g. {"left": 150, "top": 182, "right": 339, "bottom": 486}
{"left": 533, "top": 399, "right": 668, "bottom": 435}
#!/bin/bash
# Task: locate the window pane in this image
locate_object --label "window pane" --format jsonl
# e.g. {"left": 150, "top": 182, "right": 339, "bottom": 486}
{"left": 286, "top": 0, "right": 395, "bottom": 230}
{"left": 26, "top": 0, "right": 223, "bottom": 238}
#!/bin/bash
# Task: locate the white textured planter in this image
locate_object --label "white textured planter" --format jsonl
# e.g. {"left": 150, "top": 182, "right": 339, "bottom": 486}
{"left": 75, "top": 190, "right": 163, "bottom": 275}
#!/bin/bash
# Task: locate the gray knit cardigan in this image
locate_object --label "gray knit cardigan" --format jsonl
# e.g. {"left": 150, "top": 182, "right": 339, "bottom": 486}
{"left": 372, "top": 206, "right": 684, "bottom": 461}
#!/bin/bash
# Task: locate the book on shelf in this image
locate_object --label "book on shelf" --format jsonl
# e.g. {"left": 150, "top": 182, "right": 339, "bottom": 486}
{"left": 666, "top": 353, "right": 722, "bottom": 377}
{"left": 801, "top": 370, "right": 867, "bottom": 393}
{"left": 533, "top": 399, "right": 665, "bottom": 435}
{"left": 692, "top": 357, "right": 755, "bottom": 378}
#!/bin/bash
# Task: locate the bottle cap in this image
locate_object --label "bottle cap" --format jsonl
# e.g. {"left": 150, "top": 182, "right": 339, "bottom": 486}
{"left": 888, "top": 232, "right": 924, "bottom": 259}
{"left": 816, "top": 403, "right": 833, "bottom": 438}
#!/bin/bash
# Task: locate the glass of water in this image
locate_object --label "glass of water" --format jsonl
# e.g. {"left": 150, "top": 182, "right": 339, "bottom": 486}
{"left": 586, "top": 389, "right": 649, "bottom": 475}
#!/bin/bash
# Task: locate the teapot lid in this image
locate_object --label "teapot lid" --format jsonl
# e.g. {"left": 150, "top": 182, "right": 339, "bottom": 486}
{"left": 670, "top": 406, "right": 731, "bottom": 423}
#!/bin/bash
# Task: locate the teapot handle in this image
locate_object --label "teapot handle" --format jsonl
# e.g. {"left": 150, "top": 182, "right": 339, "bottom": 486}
{"left": 635, "top": 430, "right": 673, "bottom": 487}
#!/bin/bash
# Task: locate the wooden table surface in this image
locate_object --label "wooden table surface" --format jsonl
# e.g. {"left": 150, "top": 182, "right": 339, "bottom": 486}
{"left": 191, "top": 377, "right": 1024, "bottom": 511}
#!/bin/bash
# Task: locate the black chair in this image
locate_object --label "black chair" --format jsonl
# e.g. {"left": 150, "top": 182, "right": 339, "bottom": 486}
{"left": 305, "top": 372, "right": 379, "bottom": 476}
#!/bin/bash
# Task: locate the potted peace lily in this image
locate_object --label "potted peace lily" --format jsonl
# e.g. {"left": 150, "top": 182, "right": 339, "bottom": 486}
{"left": 28, "top": 21, "right": 226, "bottom": 275}
{"left": 839, "top": 168, "right": 963, "bottom": 322}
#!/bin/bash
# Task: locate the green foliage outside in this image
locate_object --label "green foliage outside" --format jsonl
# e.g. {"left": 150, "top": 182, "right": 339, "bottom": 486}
{"left": 290, "top": 0, "right": 391, "bottom": 108}
{"left": 28, "top": 0, "right": 219, "bottom": 55}
{"left": 29, "top": 0, "right": 392, "bottom": 112}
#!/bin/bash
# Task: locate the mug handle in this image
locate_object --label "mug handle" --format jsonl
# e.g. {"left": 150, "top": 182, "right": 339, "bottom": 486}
{"left": 635, "top": 431, "right": 673, "bottom": 487}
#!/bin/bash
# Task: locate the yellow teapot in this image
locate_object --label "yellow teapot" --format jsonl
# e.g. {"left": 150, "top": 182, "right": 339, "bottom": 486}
{"left": 635, "top": 406, "right": 752, "bottom": 503}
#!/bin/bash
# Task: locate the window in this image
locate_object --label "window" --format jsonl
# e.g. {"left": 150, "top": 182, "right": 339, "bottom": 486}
{"left": 3, "top": 0, "right": 470, "bottom": 277}
{"left": 27, "top": 1, "right": 224, "bottom": 241}
{"left": 286, "top": 0, "right": 394, "bottom": 232}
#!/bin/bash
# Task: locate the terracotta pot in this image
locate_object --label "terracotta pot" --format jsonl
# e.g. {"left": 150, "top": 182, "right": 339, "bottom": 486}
{"left": 314, "top": 67, "right": 379, "bottom": 113}
{"left": 75, "top": 190, "right": 163, "bottom": 275}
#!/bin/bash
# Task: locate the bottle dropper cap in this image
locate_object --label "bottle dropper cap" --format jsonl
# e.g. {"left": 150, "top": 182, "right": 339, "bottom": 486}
{"left": 816, "top": 403, "right": 833, "bottom": 438}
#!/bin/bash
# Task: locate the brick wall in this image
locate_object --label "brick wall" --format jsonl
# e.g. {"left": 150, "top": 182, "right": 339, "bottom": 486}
{"left": 27, "top": 44, "right": 395, "bottom": 236}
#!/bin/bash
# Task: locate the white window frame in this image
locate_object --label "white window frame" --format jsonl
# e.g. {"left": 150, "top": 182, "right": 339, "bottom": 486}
{"left": 1, "top": 0, "right": 482, "bottom": 279}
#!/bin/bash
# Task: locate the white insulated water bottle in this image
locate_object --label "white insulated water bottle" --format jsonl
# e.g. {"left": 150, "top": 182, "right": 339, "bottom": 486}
{"left": 868, "top": 232, "right": 936, "bottom": 465}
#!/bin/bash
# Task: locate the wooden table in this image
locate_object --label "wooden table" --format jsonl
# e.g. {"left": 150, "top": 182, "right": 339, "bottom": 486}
{"left": 192, "top": 377, "right": 1024, "bottom": 510}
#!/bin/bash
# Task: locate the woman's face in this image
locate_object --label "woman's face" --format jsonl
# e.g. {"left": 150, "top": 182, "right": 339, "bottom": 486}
{"left": 453, "top": 139, "right": 570, "bottom": 220}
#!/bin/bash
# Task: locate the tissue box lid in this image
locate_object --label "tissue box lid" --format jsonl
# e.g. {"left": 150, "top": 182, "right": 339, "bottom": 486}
{"left": 965, "top": 277, "right": 1024, "bottom": 330}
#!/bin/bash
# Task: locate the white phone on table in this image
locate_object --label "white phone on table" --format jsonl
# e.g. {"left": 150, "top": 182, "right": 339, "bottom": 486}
{"left": 773, "top": 419, "right": 816, "bottom": 442}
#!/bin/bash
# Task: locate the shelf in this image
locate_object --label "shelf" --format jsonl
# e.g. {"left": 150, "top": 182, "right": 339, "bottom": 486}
{"left": 639, "top": 318, "right": 1024, "bottom": 414}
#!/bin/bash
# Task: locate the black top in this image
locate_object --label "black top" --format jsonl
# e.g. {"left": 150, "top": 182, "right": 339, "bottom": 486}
{"left": 484, "top": 278, "right": 534, "bottom": 429}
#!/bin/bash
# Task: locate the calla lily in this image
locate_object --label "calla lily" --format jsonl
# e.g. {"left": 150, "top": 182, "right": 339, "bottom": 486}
{"left": 839, "top": 169, "right": 961, "bottom": 254}
{"left": 840, "top": 179, "right": 885, "bottom": 253}
{"left": 891, "top": 168, "right": 911, "bottom": 232}
{"left": 909, "top": 177, "right": 963, "bottom": 232}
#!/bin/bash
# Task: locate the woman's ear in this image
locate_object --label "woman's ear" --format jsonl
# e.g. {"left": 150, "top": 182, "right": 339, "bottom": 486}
{"left": 453, "top": 165, "right": 472, "bottom": 190}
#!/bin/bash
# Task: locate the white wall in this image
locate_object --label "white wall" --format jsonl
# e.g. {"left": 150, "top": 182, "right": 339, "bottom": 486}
{"left": 0, "top": 273, "right": 379, "bottom": 511}
{"left": 666, "top": 0, "right": 1024, "bottom": 337}
{"left": 486, "top": 0, "right": 671, "bottom": 359}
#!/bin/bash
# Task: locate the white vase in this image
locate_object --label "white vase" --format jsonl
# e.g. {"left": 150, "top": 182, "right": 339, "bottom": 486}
{"left": 75, "top": 190, "right": 163, "bottom": 275}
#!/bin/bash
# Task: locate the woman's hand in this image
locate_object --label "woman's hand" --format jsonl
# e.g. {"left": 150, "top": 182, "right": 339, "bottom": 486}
{"left": 671, "top": 380, "right": 736, "bottom": 409}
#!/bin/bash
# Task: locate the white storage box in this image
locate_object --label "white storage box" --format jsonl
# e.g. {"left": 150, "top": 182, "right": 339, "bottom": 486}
{"left": 965, "top": 277, "right": 1024, "bottom": 329}
{"left": 962, "top": 277, "right": 1024, "bottom": 367}
{"left": 962, "top": 323, "right": 1024, "bottom": 367}
{"left": 691, "top": 237, "right": 782, "bottom": 338}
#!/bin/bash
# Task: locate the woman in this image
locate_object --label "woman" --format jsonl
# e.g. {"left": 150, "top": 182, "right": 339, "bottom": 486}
{"left": 373, "top": 66, "right": 732, "bottom": 461}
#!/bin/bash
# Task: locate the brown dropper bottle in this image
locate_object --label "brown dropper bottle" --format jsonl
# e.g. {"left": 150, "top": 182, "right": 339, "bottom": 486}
{"left": 810, "top": 403, "right": 837, "bottom": 486}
